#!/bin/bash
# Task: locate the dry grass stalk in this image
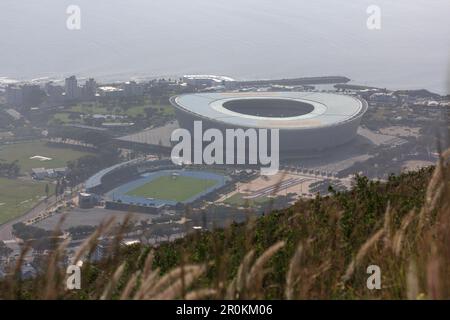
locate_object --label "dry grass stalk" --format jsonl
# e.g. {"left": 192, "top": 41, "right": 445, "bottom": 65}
{"left": 428, "top": 183, "right": 444, "bottom": 213}
{"left": 142, "top": 251, "right": 154, "bottom": 278}
{"left": 392, "top": 210, "right": 415, "bottom": 257}
{"left": 419, "top": 147, "right": 450, "bottom": 230}
{"left": 383, "top": 202, "right": 393, "bottom": 248}
{"left": 73, "top": 217, "right": 116, "bottom": 263}
{"left": 246, "top": 241, "right": 285, "bottom": 298}
{"left": 406, "top": 259, "right": 419, "bottom": 300}
{"left": 105, "top": 214, "right": 134, "bottom": 259}
{"left": 134, "top": 265, "right": 206, "bottom": 300}
{"left": 225, "top": 278, "right": 237, "bottom": 300}
{"left": 234, "top": 249, "right": 255, "bottom": 297}
{"left": 185, "top": 288, "right": 217, "bottom": 300}
{"left": 153, "top": 265, "right": 206, "bottom": 300}
{"left": 43, "top": 237, "right": 71, "bottom": 299}
{"left": 133, "top": 268, "right": 160, "bottom": 300}
{"left": 145, "top": 265, "right": 197, "bottom": 296}
{"left": 100, "top": 262, "right": 125, "bottom": 300}
{"left": 120, "top": 271, "right": 140, "bottom": 300}
{"left": 310, "top": 259, "right": 332, "bottom": 282}
{"left": 6, "top": 242, "right": 31, "bottom": 299}
{"left": 426, "top": 245, "right": 442, "bottom": 300}
{"left": 342, "top": 228, "right": 384, "bottom": 282}
{"left": 285, "top": 242, "right": 304, "bottom": 300}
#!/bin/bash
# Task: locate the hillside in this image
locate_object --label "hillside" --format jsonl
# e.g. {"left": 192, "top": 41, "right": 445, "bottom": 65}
{"left": 1, "top": 151, "right": 449, "bottom": 300}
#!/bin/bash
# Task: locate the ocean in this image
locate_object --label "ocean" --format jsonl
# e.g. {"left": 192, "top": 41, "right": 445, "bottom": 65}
{"left": 0, "top": 0, "right": 449, "bottom": 94}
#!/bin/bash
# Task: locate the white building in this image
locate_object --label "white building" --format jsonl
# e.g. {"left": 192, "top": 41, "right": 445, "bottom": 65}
{"left": 31, "top": 167, "right": 67, "bottom": 180}
{"left": 182, "top": 75, "right": 236, "bottom": 89}
{"left": 98, "top": 86, "right": 124, "bottom": 98}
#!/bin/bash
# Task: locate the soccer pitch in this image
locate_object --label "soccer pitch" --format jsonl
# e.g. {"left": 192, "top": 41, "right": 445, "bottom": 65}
{"left": 126, "top": 175, "right": 218, "bottom": 202}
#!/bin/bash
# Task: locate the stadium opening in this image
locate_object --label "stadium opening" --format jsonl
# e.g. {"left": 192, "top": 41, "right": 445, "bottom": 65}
{"left": 170, "top": 92, "right": 368, "bottom": 152}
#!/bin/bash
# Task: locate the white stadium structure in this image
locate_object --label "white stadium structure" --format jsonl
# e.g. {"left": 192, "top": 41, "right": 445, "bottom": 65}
{"left": 170, "top": 92, "right": 368, "bottom": 152}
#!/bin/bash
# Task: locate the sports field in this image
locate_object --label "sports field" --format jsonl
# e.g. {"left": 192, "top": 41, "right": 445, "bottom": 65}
{"left": 0, "top": 141, "right": 91, "bottom": 173}
{"left": 126, "top": 175, "right": 218, "bottom": 202}
{"left": 0, "top": 178, "right": 53, "bottom": 224}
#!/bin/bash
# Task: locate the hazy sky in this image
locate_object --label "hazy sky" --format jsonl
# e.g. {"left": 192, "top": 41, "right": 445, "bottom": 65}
{"left": 0, "top": 0, "right": 449, "bottom": 93}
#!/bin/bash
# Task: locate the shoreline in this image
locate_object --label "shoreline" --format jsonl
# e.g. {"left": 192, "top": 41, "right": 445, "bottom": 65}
{"left": 1, "top": 74, "right": 448, "bottom": 96}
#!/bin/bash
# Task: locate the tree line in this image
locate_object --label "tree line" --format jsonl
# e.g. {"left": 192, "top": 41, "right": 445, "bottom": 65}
{"left": 0, "top": 160, "right": 20, "bottom": 178}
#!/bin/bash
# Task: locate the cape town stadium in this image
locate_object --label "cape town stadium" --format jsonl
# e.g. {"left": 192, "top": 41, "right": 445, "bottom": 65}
{"left": 170, "top": 92, "right": 368, "bottom": 151}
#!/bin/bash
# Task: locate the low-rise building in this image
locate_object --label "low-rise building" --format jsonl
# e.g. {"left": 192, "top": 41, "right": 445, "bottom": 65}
{"left": 31, "top": 167, "right": 68, "bottom": 180}
{"left": 31, "top": 167, "right": 48, "bottom": 180}
{"left": 369, "top": 92, "right": 398, "bottom": 105}
{"left": 98, "top": 86, "right": 124, "bottom": 98}
{"left": 54, "top": 167, "right": 68, "bottom": 176}
{"left": 78, "top": 192, "right": 98, "bottom": 209}
{"left": 182, "top": 75, "right": 236, "bottom": 89}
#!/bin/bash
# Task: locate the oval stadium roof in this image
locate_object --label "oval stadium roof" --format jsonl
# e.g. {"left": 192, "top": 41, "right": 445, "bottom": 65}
{"left": 171, "top": 92, "right": 366, "bottom": 130}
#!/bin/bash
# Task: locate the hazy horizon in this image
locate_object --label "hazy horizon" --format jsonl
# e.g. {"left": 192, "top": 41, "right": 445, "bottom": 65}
{"left": 0, "top": 0, "right": 449, "bottom": 94}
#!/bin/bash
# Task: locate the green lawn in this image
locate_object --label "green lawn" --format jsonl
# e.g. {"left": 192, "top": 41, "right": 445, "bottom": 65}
{"left": 52, "top": 113, "right": 72, "bottom": 123}
{"left": 0, "top": 141, "right": 92, "bottom": 173}
{"left": 127, "top": 175, "right": 218, "bottom": 202}
{"left": 70, "top": 103, "right": 110, "bottom": 115}
{"left": 0, "top": 178, "right": 54, "bottom": 224}
{"left": 154, "top": 104, "right": 175, "bottom": 117}
{"left": 124, "top": 105, "right": 148, "bottom": 117}
{"left": 49, "top": 112, "right": 82, "bottom": 125}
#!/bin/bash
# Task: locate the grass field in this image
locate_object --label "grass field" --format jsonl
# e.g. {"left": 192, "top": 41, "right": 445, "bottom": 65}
{"left": 0, "top": 178, "right": 54, "bottom": 224}
{"left": 127, "top": 175, "right": 218, "bottom": 202}
{"left": 0, "top": 141, "right": 92, "bottom": 173}
{"left": 70, "top": 103, "right": 147, "bottom": 117}
{"left": 49, "top": 112, "right": 82, "bottom": 125}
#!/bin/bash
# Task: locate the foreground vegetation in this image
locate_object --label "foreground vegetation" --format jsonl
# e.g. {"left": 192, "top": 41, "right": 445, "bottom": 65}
{"left": 0, "top": 149, "right": 449, "bottom": 299}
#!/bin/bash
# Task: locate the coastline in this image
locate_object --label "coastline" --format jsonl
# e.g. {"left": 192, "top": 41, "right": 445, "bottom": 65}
{"left": 1, "top": 73, "right": 448, "bottom": 96}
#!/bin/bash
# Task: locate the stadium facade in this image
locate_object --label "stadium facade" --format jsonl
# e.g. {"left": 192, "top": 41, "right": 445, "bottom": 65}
{"left": 170, "top": 92, "right": 368, "bottom": 151}
{"left": 83, "top": 158, "right": 232, "bottom": 213}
